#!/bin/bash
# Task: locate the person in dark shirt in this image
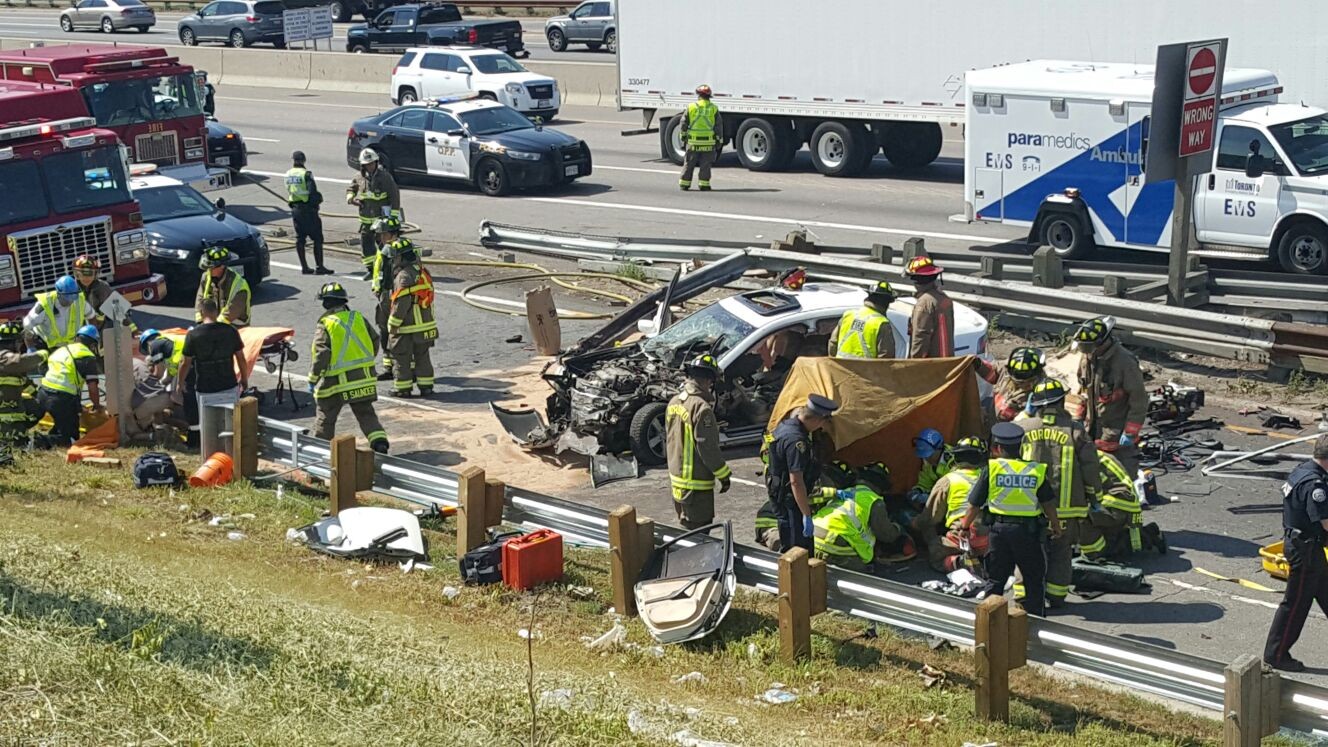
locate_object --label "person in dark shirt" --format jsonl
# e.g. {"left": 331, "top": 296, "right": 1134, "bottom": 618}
{"left": 765, "top": 393, "right": 839, "bottom": 552}
{"left": 1263, "top": 434, "right": 1328, "bottom": 672}
{"left": 175, "top": 299, "right": 247, "bottom": 446}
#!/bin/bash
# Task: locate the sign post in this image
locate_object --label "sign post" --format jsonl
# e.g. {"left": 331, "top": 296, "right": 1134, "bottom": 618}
{"left": 283, "top": 8, "right": 311, "bottom": 48}
{"left": 309, "top": 7, "right": 333, "bottom": 51}
{"left": 98, "top": 291, "right": 134, "bottom": 442}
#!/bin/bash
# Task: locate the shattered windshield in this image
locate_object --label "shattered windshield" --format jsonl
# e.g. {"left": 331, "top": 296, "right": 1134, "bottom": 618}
{"left": 641, "top": 303, "right": 755, "bottom": 364}
{"left": 81, "top": 74, "right": 203, "bottom": 127}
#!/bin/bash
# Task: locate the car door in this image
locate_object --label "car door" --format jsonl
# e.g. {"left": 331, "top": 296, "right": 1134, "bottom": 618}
{"left": 565, "top": 2, "right": 593, "bottom": 41}
{"left": 587, "top": 2, "right": 611, "bottom": 40}
{"left": 381, "top": 108, "right": 431, "bottom": 174}
{"left": 211, "top": 1, "right": 243, "bottom": 39}
{"left": 367, "top": 9, "right": 397, "bottom": 50}
{"left": 76, "top": 0, "right": 104, "bottom": 28}
{"left": 425, "top": 110, "right": 470, "bottom": 180}
{"left": 1197, "top": 123, "right": 1286, "bottom": 247}
{"left": 417, "top": 52, "right": 459, "bottom": 99}
{"left": 189, "top": 2, "right": 215, "bottom": 37}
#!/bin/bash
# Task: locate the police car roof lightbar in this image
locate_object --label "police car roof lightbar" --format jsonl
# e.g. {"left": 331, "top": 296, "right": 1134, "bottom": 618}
{"left": 428, "top": 93, "right": 482, "bottom": 106}
{"left": 0, "top": 116, "right": 95, "bottom": 143}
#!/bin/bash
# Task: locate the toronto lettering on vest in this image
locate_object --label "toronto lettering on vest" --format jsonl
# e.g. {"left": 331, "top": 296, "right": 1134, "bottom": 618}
{"left": 996, "top": 473, "right": 1040, "bottom": 489}
{"left": 1026, "top": 427, "right": 1069, "bottom": 446}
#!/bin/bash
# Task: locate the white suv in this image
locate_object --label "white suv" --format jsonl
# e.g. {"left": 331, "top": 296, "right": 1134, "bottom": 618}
{"left": 391, "top": 46, "right": 560, "bottom": 121}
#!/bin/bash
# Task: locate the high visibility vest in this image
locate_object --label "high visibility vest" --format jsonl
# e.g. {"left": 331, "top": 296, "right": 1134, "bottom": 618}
{"left": 987, "top": 458, "right": 1047, "bottom": 517}
{"left": 285, "top": 167, "right": 311, "bottom": 203}
{"left": 813, "top": 486, "right": 879, "bottom": 563}
{"left": 686, "top": 100, "right": 718, "bottom": 151}
{"left": 944, "top": 468, "right": 980, "bottom": 528}
{"left": 1097, "top": 451, "right": 1142, "bottom": 514}
{"left": 917, "top": 455, "right": 951, "bottom": 493}
{"left": 41, "top": 342, "right": 94, "bottom": 396}
{"left": 201, "top": 269, "right": 251, "bottom": 326}
{"left": 835, "top": 306, "right": 889, "bottom": 359}
{"left": 389, "top": 265, "right": 437, "bottom": 335}
{"left": 371, "top": 247, "right": 390, "bottom": 295}
{"left": 666, "top": 399, "right": 733, "bottom": 498}
{"left": 312, "top": 310, "right": 377, "bottom": 400}
{"left": 35, "top": 291, "right": 85, "bottom": 347}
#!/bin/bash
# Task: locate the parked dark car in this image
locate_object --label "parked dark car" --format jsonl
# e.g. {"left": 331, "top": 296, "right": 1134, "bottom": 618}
{"left": 178, "top": 0, "right": 286, "bottom": 48}
{"left": 132, "top": 173, "right": 270, "bottom": 301}
{"left": 346, "top": 4, "right": 524, "bottom": 56}
{"left": 205, "top": 120, "right": 248, "bottom": 175}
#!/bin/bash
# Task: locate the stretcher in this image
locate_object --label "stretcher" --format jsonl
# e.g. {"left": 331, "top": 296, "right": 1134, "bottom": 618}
{"left": 163, "top": 326, "right": 302, "bottom": 411}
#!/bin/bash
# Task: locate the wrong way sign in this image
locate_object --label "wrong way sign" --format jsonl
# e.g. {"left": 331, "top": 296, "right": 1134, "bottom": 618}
{"left": 1179, "top": 42, "right": 1223, "bottom": 157}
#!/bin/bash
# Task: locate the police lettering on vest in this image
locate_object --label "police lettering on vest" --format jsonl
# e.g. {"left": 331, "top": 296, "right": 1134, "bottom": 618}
{"left": 987, "top": 458, "right": 1047, "bottom": 517}
{"left": 286, "top": 167, "right": 311, "bottom": 203}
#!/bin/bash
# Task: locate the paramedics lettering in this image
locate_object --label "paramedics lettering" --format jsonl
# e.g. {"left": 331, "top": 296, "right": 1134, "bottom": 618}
{"left": 996, "top": 474, "right": 1040, "bottom": 489}
{"left": 1025, "top": 428, "right": 1070, "bottom": 446}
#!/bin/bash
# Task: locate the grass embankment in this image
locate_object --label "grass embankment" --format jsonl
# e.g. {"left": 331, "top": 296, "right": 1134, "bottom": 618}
{"left": 0, "top": 451, "right": 1257, "bottom": 745}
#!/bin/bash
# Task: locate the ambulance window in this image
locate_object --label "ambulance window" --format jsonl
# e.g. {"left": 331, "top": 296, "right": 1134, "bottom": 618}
{"left": 1216, "top": 126, "right": 1283, "bottom": 174}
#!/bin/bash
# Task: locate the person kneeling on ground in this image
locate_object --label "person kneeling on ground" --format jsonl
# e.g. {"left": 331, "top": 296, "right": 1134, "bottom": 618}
{"left": 755, "top": 459, "right": 854, "bottom": 551}
{"left": 1082, "top": 448, "right": 1167, "bottom": 559}
{"left": 813, "top": 462, "right": 916, "bottom": 573}
{"left": 915, "top": 436, "right": 990, "bottom": 574}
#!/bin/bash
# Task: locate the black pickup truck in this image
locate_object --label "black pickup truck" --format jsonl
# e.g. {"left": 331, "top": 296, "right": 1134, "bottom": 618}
{"left": 345, "top": 4, "right": 526, "bottom": 56}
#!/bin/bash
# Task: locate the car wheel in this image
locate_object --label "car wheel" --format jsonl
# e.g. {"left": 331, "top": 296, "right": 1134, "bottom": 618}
{"left": 736, "top": 117, "right": 794, "bottom": 172}
{"left": 879, "top": 122, "right": 943, "bottom": 169}
{"left": 398, "top": 87, "right": 418, "bottom": 104}
{"left": 586, "top": 41, "right": 602, "bottom": 51}
{"left": 179, "top": 27, "right": 196, "bottom": 46}
{"left": 629, "top": 402, "right": 667, "bottom": 466}
{"left": 273, "top": 40, "right": 286, "bottom": 49}
{"left": 349, "top": 44, "right": 368, "bottom": 54}
{"left": 1040, "top": 213, "right": 1093, "bottom": 259}
{"left": 135, "top": 25, "right": 150, "bottom": 32}
{"left": 546, "top": 27, "right": 566, "bottom": 52}
{"left": 101, "top": 16, "right": 115, "bottom": 33}
{"left": 328, "top": 0, "right": 350, "bottom": 22}
{"left": 229, "top": 29, "right": 247, "bottom": 48}
{"left": 475, "top": 158, "right": 509, "bottom": 197}
{"left": 604, "top": 29, "right": 616, "bottom": 53}
{"left": 809, "top": 121, "right": 870, "bottom": 177}
{"left": 1277, "top": 221, "right": 1328, "bottom": 275}
{"left": 661, "top": 113, "right": 686, "bottom": 165}
{"left": 60, "top": 15, "right": 73, "bottom": 32}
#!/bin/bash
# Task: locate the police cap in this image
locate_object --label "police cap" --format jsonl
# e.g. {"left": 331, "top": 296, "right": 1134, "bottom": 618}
{"left": 806, "top": 393, "right": 839, "bottom": 418}
{"left": 991, "top": 421, "right": 1025, "bottom": 447}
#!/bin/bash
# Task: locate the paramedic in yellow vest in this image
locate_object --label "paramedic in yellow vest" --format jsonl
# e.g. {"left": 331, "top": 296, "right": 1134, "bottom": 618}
{"left": 1019, "top": 378, "right": 1100, "bottom": 610}
{"left": 308, "top": 282, "right": 389, "bottom": 454}
{"left": 958, "top": 422, "right": 1061, "bottom": 617}
{"left": 387, "top": 237, "right": 437, "bottom": 397}
{"left": 909, "top": 427, "right": 952, "bottom": 501}
{"left": 286, "top": 150, "right": 331, "bottom": 276}
{"left": 828, "top": 281, "right": 897, "bottom": 359}
{"left": 23, "top": 275, "right": 96, "bottom": 351}
{"left": 195, "top": 246, "right": 251, "bottom": 327}
{"left": 813, "top": 462, "right": 913, "bottom": 572}
{"left": 666, "top": 354, "right": 731, "bottom": 530}
{"left": 370, "top": 216, "right": 405, "bottom": 382}
{"left": 916, "top": 437, "right": 988, "bottom": 573}
{"left": 756, "top": 460, "right": 854, "bottom": 550}
{"left": 0, "top": 320, "right": 47, "bottom": 445}
{"left": 1082, "top": 449, "right": 1167, "bottom": 558}
{"left": 679, "top": 85, "right": 723, "bottom": 191}
{"left": 138, "top": 329, "right": 186, "bottom": 383}
{"left": 347, "top": 148, "right": 401, "bottom": 280}
{"left": 34, "top": 325, "right": 103, "bottom": 447}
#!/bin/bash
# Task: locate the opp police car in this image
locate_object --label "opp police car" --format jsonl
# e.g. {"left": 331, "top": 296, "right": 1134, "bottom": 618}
{"left": 346, "top": 95, "right": 591, "bottom": 196}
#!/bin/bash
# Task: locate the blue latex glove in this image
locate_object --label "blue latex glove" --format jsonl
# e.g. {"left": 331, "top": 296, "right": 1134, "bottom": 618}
{"left": 1024, "top": 397, "right": 1037, "bottom": 416}
{"left": 1120, "top": 433, "right": 1136, "bottom": 447}
{"left": 802, "top": 514, "right": 815, "bottom": 537}
{"left": 307, "top": 381, "right": 316, "bottom": 394}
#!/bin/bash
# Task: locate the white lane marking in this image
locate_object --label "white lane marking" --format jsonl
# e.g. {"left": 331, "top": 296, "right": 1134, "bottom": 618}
{"left": 597, "top": 164, "right": 677, "bottom": 175}
{"left": 731, "top": 476, "right": 761, "bottom": 488}
{"left": 244, "top": 136, "right": 281, "bottom": 143}
{"left": 526, "top": 197, "right": 996, "bottom": 242}
{"left": 245, "top": 168, "right": 352, "bottom": 185}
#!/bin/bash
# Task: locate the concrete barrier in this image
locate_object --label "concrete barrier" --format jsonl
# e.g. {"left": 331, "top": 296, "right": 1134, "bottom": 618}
{"left": 176, "top": 46, "right": 225, "bottom": 84}
{"left": 220, "top": 47, "right": 310, "bottom": 90}
{"left": 307, "top": 51, "right": 395, "bottom": 94}
{"left": 526, "top": 60, "right": 615, "bottom": 107}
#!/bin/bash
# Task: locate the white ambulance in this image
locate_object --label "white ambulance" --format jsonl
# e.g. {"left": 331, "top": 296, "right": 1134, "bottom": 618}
{"left": 963, "top": 60, "right": 1328, "bottom": 275}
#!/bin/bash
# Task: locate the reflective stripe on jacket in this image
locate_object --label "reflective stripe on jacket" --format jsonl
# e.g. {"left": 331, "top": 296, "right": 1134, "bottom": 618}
{"left": 666, "top": 383, "right": 731, "bottom": 499}
{"left": 685, "top": 100, "right": 718, "bottom": 150}
{"left": 41, "top": 342, "right": 94, "bottom": 395}
{"left": 1097, "top": 450, "right": 1141, "bottom": 513}
{"left": 944, "top": 468, "right": 980, "bottom": 528}
{"left": 36, "top": 291, "right": 85, "bottom": 347}
{"left": 814, "top": 487, "right": 879, "bottom": 563}
{"left": 987, "top": 458, "right": 1047, "bottom": 517}
{"left": 388, "top": 264, "right": 437, "bottom": 335}
{"left": 311, "top": 310, "right": 378, "bottom": 400}
{"left": 198, "top": 268, "right": 251, "bottom": 326}
{"left": 834, "top": 306, "right": 889, "bottom": 359}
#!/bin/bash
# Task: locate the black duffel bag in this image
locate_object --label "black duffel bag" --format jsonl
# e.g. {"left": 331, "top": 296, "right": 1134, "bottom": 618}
{"left": 459, "top": 529, "right": 522, "bottom": 585}
{"left": 133, "top": 451, "right": 180, "bottom": 488}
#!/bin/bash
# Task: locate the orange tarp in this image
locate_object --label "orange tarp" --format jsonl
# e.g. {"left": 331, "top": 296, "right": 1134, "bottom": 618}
{"left": 765, "top": 356, "right": 985, "bottom": 491}
{"left": 163, "top": 326, "right": 294, "bottom": 379}
{"left": 66, "top": 414, "right": 119, "bottom": 463}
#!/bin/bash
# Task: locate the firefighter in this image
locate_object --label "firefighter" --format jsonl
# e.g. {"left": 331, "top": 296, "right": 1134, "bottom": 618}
{"left": 71, "top": 255, "right": 112, "bottom": 328}
{"left": 286, "top": 150, "right": 331, "bottom": 276}
{"left": 916, "top": 436, "right": 988, "bottom": 573}
{"left": 386, "top": 234, "right": 437, "bottom": 397}
{"left": 756, "top": 460, "right": 854, "bottom": 551}
{"left": 346, "top": 148, "right": 401, "bottom": 280}
{"left": 35, "top": 325, "right": 102, "bottom": 447}
{"left": 1082, "top": 449, "right": 1166, "bottom": 559}
{"left": 678, "top": 84, "right": 723, "bottom": 191}
{"left": 370, "top": 216, "right": 406, "bottom": 382}
{"left": 665, "top": 354, "right": 731, "bottom": 530}
{"left": 828, "top": 281, "right": 897, "bottom": 358}
{"left": 905, "top": 256, "right": 954, "bottom": 359}
{"left": 195, "top": 246, "right": 251, "bottom": 327}
{"left": 958, "top": 422, "right": 1061, "bottom": 617}
{"left": 766, "top": 394, "right": 840, "bottom": 552}
{"left": 1071, "top": 316, "right": 1147, "bottom": 477}
{"left": 308, "top": 282, "right": 389, "bottom": 454}
{"left": 992, "top": 347, "right": 1047, "bottom": 423}
{"left": 0, "top": 320, "right": 47, "bottom": 453}
{"left": 1020, "top": 378, "right": 1099, "bottom": 611}
{"left": 23, "top": 275, "right": 95, "bottom": 351}
{"left": 813, "top": 462, "right": 914, "bottom": 572}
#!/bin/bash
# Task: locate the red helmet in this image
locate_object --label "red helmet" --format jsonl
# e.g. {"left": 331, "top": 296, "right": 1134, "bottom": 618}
{"left": 72, "top": 255, "right": 100, "bottom": 274}
{"left": 695, "top": 84, "right": 712, "bottom": 98}
{"left": 905, "top": 255, "right": 943, "bottom": 278}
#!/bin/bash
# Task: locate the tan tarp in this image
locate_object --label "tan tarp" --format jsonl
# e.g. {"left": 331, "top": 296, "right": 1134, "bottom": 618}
{"left": 766, "top": 356, "right": 985, "bottom": 491}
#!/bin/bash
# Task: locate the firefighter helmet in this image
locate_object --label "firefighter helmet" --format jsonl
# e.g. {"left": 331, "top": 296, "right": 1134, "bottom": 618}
{"left": 199, "top": 246, "right": 231, "bottom": 269}
{"left": 317, "top": 282, "right": 349, "bottom": 302}
{"left": 857, "top": 461, "right": 892, "bottom": 493}
{"left": 1074, "top": 316, "right": 1115, "bottom": 347}
{"left": 1028, "top": 378, "right": 1068, "bottom": 408}
{"left": 695, "top": 84, "right": 712, "bottom": 98}
{"left": 866, "top": 280, "right": 896, "bottom": 304}
{"left": 905, "top": 255, "right": 943, "bottom": 278}
{"left": 358, "top": 148, "right": 380, "bottom": 165}
{"left": 1006, "top": 347, "right": 1046, "bottom": 380}
{"left": 822, "top": 459, "right": 855, "bottom": 490}
{"left": 949, "top": 436, "right": 988, "bottom": 464}
{"left": 685, "top": 353, "right": 720, "bottom": 380}
{"left": 72, "top": 255, "right": 100, "bottom": 275}
{"left": 0, "top": 320, "right": 22, "bottom": 342}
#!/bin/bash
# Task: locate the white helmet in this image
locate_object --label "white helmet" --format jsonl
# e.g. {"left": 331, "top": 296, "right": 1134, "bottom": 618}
{"left": 358, "top": 148, "right": 380, "bottom": 165}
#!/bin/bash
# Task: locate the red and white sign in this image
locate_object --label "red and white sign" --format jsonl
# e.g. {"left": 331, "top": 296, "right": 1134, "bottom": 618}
{"left": 1180, "top": 42, "right": 1221, "bottom": 157}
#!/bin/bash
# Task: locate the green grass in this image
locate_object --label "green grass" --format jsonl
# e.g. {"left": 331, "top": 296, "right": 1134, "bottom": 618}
{"left": 615, "top": 263, "right": 650, "bottom": 283}
{"left": 0, "top": 451, "right": 1268, "bottom": 745}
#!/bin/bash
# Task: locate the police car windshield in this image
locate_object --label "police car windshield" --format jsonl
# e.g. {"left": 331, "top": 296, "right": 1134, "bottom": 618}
{"left": 458, "top": 106, "right": 535, "bottom": 136}
{"left": 1270, "top": 114, "right": 1328, "bottom": 176}
{"left": 470, "top": 54, "right": 527, "bottom": 75}
{"left": 81, "top": 73, "right": 203, "bottom": 127}
{"left": 641, "top": 303, "right": 755, "bottom": 362}
{"left": 135, "top": 184, "right": 215, "bottom": 222}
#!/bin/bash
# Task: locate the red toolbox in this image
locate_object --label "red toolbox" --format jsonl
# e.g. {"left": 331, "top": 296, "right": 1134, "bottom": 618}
{"left": 502, "top": 529, "right": 565, "bottom": 590}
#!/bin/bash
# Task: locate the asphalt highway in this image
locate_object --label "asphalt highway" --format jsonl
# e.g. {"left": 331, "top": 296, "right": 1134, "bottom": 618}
{"left": 0, "top": 8, "right": 612, "bottom": 63}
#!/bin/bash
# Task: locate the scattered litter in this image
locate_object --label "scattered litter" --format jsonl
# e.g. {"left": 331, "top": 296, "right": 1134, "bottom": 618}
{"left": 683, "top": 707, "right": 701, "bottom": 719}
{"left": 644, "top": 645, "right": 665, "bottom": 658}
{"left": 275, "top": 484, "right": 284, "bottom": 501}
{"left": 759, "top": 684, "right": 797, "bottom": 704}
{"left": 1194, "top": 567, "right": 1277, "bottom": 593}
{"left": 669, "top": 729, "right": 734, "bottom": 747}
{"left": 962, "top": 742, "right": 998, "bottom": 747}
{"left": 442, "top": 586, "right": 460, "bottom": 600}
{"left": 518, "top": 628, "right": 541, "bottom": 640}
{"left": 918, "top": 664, "right": 947, "bottom": 689}
{"left": 285, "top": 527, "right": 300, "bottom": 542}
{"left": 627, "top": 710, "right": 649, "bottom": 735}
{"left": 1262, "top": 414, "right": 1302, "bottom": 430}
{"left": 400, "top": 559, "right": 434, "bottom": 573}
{"left": 238, "top": 513, "right": 256, "bottom": 520}
{"left": 909, "top": 713, "right": 949, "bottom": 731}
{"left": 538, "top": 688, "right": 573, "bottom": 709}
{"left": 671, "top": 671, "right": 707, "bottom": 685}
{"left": 207, "top": 515, "right": 225, "bottom": 526}
{"left": 177, "top": 504, "right": 189, "bottom": 512}
{"left": 584, "top": 621, "right": 628, "bottom": 650}
{"left": 926, "top": 636, "right": 951, "bottom": 651}
{"left": 226, "top": 531, "right": 245, "bottom": 541}
{"left": 746, "top": 642, "right": 761, "bottom": 661}
{"left": 568, "top": 585, "right": 595, "bottom": 600}
{"left": 505, "top": 334, "right": 523, "bottom": 343}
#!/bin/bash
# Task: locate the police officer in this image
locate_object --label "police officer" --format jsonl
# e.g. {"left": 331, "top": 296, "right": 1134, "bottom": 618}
{"left": 756, "top": 460, "right": 854, "bottom": 550}
{"left": 0, "top": 320, "right": 47, "bottom": 452}
{"left": 905, "top": 256, "right": 954, "bottom": 359}
{"left": 828, "top": 281, "right": 896, "bottom": 359}
{"left": 308, "top": 282, "right": 389, "bottom": 454}
{"left": 387, "top": 234, "right": 437, "bottom": 397}
{"left": 1263, "top": 434, "right": 1328, "bottom": 672}
{"left": 959, "top": 422, "right": 1062, "bottom": 617}
{"left": 679, "top": 84, "right": 722, "bottom": 191}
{"left": 813, "top": 461, "right": 913, "bottom": 572}
{"left": 35, "top": 325, "right": 102, "bottom": 447}
{"left": 23, "top": 275, "right": 95, "bottom": 352}
{"left": 346, "top": 148, "right": 401, "bottom": 280}
{"left": 196, "top": 246, "right": 251, "bottom": 327}
{"left": 286, "top": 151, "right": 331, "bottom": 276}
{"left": 665, "top": 354, "right": 731, "bottom": 530}
{"left": 766, "top": 393, "right": 839, "bottom": 552}
{"left": 1021, "top": 378, "right": 1099, "bottom": 610}
{"left": 1072, "top": 317, "right": 1147, "bottom": 476}
{"left": 917, "top": 436, "right": 987, "bottom": 573}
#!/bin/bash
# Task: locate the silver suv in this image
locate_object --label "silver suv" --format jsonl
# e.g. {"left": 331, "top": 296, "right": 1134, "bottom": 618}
{"left": 544, "top": 0, "right": 614, "bottom": 53}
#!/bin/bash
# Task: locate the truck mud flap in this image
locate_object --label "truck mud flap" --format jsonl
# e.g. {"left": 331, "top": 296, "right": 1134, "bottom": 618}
{"left": 590, "top": 453, "right": 639, "bottom": 489}
{"left": 490, "top": 403, "right": 557, "bottom": 449}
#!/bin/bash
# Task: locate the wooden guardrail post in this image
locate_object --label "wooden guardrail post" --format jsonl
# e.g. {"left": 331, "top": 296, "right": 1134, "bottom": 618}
{"left": 484, "top": 478, "right": 506, "bottom": 529}
{"left": 975, "top": 595, "right": 1025, "bottom": 721}
{"left": 456, "top": 466, "right": 488, "bottom": 556}
{"left": 608, "top": 505, "right": 651, "bottom": 617}
{"left": 808, "top": 557, "right": 827, "bottom": 616}
{"left": 1031, "top": 246, "right": 1065, "bottom": 289}
{"left": 1224, "top": 654, "right": 1280, "bottom": 747}
{"left": 329, "top": 435, "right": 358, "bottom": 516}
{"left": 229, "top": 396, "right": 258, "bottom": 479}
{"left": 355, "top": 446, "right": 375, "bottom": 493}
{"left": 778, "top": 548, "right": 812, "bottom": 663}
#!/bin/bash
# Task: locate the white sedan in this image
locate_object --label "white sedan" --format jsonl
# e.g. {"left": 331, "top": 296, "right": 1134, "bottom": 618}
{"left": 390, "top": 46, "right": 560, "bottom": 120}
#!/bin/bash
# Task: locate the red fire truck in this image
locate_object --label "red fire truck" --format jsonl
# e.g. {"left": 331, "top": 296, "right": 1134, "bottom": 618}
{"left": 0, "top": 44, "right": 230, "bottom": 192}
{"left": 0, "top": 81, "right": 166, "bottom": 316}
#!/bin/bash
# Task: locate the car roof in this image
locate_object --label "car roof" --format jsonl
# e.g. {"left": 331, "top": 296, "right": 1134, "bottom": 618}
{"left": 406, "top": 45, "right": 499, "bottom": 56}
{"left": 717, "top": 281, "right": 986, "bottom": 335}
{"left": 400, "top": 97, "right": 505, "bottom": 115}
{"left": 129, "top": 174, "right": 186, "bottom": 191}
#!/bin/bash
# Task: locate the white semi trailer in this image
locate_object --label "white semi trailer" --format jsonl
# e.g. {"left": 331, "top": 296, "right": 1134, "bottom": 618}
{"left": 616, "top": 0, "right": 1328, "bottom": 177}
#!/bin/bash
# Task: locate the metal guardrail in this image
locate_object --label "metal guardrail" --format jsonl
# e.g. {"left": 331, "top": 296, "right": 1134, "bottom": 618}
{"left": 250, "top": 414, "right": 1328, "bottom": 736}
